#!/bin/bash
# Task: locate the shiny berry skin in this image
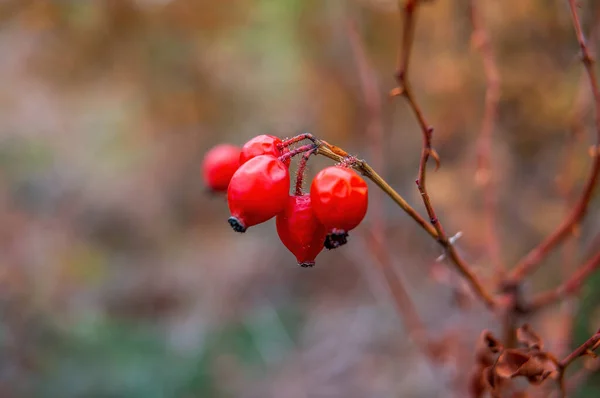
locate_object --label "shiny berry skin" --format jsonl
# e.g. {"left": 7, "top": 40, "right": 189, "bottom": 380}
{"left": 310, "top": 166, "right": 368, "bottom": 232}
{"left": 202, "top": 144, "right": 241, "bottom": 192}
{"left": 276, "top": 194, "right": 327, "bottom": 267}
{"left": 239, "top": 135, "right": 290, "bottom": 167}
{"left": 227, "top": 155, "right": 290, "bottom": 232}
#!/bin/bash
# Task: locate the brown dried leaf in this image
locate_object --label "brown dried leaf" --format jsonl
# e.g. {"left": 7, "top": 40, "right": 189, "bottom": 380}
{"left": 495, "top": 349, "right": 558, "bottom": 386}
{"left": 495, "top": 349, "right": 531, "bottom": 378}
{"left": 476, "top": 330, "right": 503, "bottom": 366}
{"left": 517, "top": 355, "right": 554, "bottom": 385}
{"left": 516, "top": 324, "right": 544, "bottom": 351}
{"left": 532, "top": 351, "right": 559, "bottom": 378}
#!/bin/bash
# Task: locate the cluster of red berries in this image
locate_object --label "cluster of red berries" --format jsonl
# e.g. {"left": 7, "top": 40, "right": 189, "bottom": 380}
{"left": 202, "top": 134, "right": 368, "bottom": 267}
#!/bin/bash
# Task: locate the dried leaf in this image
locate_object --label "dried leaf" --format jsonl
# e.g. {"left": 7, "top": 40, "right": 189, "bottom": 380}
{"left": 495, "top": 349, "right": 531, "bottom": 378}
{"left": 483, "top": 365, "right": 507, "bottom": 396}
{"left": 495, "top": 349, "right": 558, "bottom": 386}
{"left": 476, "top": 330, "right": 503, "bottom": 366}
{"left": 516, "top": 324, "right": 544, "bottom": 351}
{"left": 517, "top": 356, "right": 553, "bottom": 385}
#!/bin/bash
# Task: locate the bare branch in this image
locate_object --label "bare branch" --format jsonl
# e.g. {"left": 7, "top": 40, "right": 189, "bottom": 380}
{"left": 390, "top": 1, "right": 496, "bottom": 309}
{"left": 507, "top": 0, "right": 600, "bottom": 283}
{"left": 527, "top": 250, "right": 600, "bottom": 311}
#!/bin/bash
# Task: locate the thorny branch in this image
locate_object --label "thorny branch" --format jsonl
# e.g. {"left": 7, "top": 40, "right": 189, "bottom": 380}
{"left": 506, "top": 0, "right": 600, "bottom": 284}
{"left": 469, "top": 0, "right": 503, "bottom": 274}
{"left": 551, "top": 8, "right": 600, "bottom": 358}
{"left": 275, "top": 0, "right": 600, "bottom": 395}
{"left": 390, "top": 0, "right": 496, "bottom": 309}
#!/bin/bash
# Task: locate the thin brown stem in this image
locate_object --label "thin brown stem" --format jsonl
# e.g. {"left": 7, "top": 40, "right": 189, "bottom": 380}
{"left": 469, "top": 0, "right": 503, "bottom": 273}
{"left": 396, "top": 0, "right": 418, "bottom": 84}
{"left": 317, "top": 143, "right": 496, "bottom": 309}
{"left": 526, "top": 250, "right": 600, "bottom": 312}
{"left": 507, "top": 0, "right": 600, "bottom": 283}
{"left": 316, "top": 144, "right": 438, "bottom": 239}
{"left": 390, "top": 1, "right": 496, "bottom": 309}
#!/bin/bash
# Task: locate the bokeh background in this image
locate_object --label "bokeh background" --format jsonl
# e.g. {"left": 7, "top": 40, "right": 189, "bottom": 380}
{"left": 1, "top": 0, "right": 600, "bottom": 397}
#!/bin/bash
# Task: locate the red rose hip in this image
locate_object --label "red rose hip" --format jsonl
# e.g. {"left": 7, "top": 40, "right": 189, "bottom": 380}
{"left": 202, "top": 144, "right": 241, "bottom": 192}
{"left": 240, "top": 135, "right": 290, "bottom": 167}
{"left": 310, "top": 166, "right": 368, "bottom": 246}
{"left": 276, "top": 194, "right": 327, "bottom": 267}
{"left": 227, "top": 155, "right": 290, "bottom": 232}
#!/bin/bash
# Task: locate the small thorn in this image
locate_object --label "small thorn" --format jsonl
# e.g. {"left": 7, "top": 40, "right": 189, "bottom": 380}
{"left": 449, "top": 231, "right": 463, "bottom": 245}
{"left": 430, "top": 148, "right": 441, "bottom": 171}
{"left": 228, "top": 216, "right": 246, "bottom": 233}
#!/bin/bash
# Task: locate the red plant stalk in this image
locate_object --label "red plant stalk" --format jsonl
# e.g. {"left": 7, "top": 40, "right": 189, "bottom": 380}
{"left": 506, "top": 0, "right": 600, "bottom": 284}
{"left": 527, "top": 249, "right": 600, "bottom": 312}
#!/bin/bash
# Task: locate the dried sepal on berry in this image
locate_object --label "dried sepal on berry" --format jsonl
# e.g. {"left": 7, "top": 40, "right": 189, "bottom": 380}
{"left": 310, "top": 166, "right": 368, "bottom": 249}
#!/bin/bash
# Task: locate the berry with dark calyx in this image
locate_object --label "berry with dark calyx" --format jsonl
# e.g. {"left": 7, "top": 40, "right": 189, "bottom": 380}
{"left": 310, "top": 166, "right": 368, "bottom": 248}
{"left": 276, "top": 194, "right": 327, "bottom": 267}
{"left": 202, "top": 144, "right": 241, "bottom": 192}
{"left": 227, "top": 155, "right": 290, "bottom": 232}
{"left": 240, "top": 135, "right": 290, "bottom": 167}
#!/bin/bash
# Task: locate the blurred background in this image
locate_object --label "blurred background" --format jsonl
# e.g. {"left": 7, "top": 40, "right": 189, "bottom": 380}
{"left": 1, "top": 0, "right": 600, "bottom": 397}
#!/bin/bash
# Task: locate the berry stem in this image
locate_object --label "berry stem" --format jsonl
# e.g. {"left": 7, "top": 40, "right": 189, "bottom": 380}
{"left": 279, "top": 143, "right": 318, "bottom": 163}
{"left": 280, "top": 132, "right": 317, "bottom": 148}
{"left": 295, "top": 148, "right": 316, "bottom": 195}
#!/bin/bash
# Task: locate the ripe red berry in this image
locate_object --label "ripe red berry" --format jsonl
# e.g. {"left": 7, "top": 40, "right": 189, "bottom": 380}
{"left": 276, "top": 194, "right": 327, "bottom": 267}
{"left": 310, "top": 166, "right": 368, "bottom": 232}
{"left": 239, "top": 135, "right": 291, "bottom": 167}
{"left": 227, "top": 155, "right": 290, "bottom": 232}
{"left": 202, "top": 144, "right": 241, "bottom": 192}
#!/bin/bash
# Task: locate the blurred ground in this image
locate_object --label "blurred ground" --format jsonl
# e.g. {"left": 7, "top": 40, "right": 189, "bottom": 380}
{"left": 0, "top": 0, "right": 600, "bottom": 397}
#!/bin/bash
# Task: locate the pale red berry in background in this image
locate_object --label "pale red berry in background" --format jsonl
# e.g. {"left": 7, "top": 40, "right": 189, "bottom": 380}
{"left": 227, "top": 155, "right": 290, "bottom": 232}
{"left": 202, "top": 144, "right": 241, "bottom": 192}
{"left": 276, "top": 194, "right": 327, "bottom": 267}
{"left": 239, "top": 135, "right": 291, "bottom": 167}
